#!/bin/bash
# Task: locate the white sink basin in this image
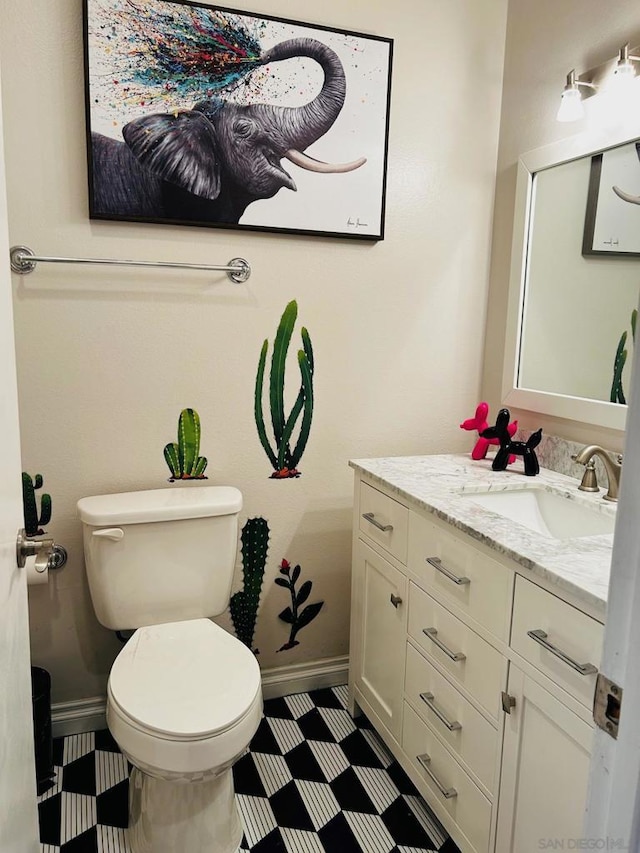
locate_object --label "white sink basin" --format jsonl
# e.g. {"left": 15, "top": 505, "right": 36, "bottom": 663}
{"left": 461, "top": 487, "right": 616, "bottom": 539}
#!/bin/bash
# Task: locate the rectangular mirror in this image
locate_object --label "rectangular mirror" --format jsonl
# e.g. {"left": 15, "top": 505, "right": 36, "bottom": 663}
{"left": 502, "top": 120, "right": 640, "bottom": 432}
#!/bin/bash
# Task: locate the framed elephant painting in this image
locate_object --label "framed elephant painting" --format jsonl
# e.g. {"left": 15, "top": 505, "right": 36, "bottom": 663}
{"left": 82, "top": 0, "right": 393, "bottom": 240}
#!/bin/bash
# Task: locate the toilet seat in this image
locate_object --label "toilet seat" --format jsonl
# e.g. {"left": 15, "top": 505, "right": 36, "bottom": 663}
{"left": 108, "top": 618, "right": 261, "bottom": 741}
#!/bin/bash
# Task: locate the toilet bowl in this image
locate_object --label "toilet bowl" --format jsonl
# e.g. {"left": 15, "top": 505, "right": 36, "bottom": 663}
{"left": 106, "top": 618, "right": 262, "bottom": 853}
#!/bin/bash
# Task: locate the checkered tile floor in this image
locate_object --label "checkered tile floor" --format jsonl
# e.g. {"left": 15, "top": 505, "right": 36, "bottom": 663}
{"left": 38, "top": 685, "right": 460, "bottom": 852}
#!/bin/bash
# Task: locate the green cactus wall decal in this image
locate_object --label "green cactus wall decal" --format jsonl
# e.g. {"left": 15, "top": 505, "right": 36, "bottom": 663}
{"left": 276, "top": 559, "right": 324, "bottom": 651}
{"left": 22, "top": 473, "right": 52, "bottom": 537}
{"left": 229, "top": 517, "right": 270, "bottom": 653}
{"left": 255, "top": 301, "right": 314, "bottom": 479}
{"left": 164, "top": 408, "right": 208, "bottom": 480}
{"left": 610, "top": 308, "right": 637, "bottom": 404}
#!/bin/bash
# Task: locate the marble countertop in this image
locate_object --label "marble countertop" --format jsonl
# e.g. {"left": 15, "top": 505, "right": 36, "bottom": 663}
{"left": 349, "top": 454, "right": 615, "bottom": 618}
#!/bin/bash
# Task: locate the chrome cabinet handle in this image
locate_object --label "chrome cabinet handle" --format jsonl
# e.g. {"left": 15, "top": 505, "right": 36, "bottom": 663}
{"left": 416, "top": 753, "right": 458, "bottom": 799}
{"left": 426, "top": 556, "right": 470, "bottom": 586}
{"left": 422, "top": 627, "right": 466, "bottom": 662}
{"left": 390, "top": 594, "right": 403, "bottom": 608}
{"left": 362, "top": 512, "right": 393, "bottom": 532}
{"left": 419, "top": 692, "right": 462, "bottom": 731}
{"left": 527, "top": 629, "right": 598, "bottom": 676}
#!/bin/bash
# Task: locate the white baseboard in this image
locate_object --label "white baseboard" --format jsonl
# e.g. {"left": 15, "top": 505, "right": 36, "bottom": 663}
{"left": 52, "top": 655, "right": 349, "bottom": 738}
{"left": 260, "top": 654, "right": 349, "bottom": 700}
{"left": 52, "top": 697, "right": 107, "bottom": 738}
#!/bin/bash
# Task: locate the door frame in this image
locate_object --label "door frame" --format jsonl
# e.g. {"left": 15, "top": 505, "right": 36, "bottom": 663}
{"left": 584, "top": 294, "right": 640, "bottom": 847}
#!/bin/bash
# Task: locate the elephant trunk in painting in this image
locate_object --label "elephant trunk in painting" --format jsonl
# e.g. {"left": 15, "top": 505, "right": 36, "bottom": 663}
{"left": 259, "top": 38, "right": 366, "bottom": 174}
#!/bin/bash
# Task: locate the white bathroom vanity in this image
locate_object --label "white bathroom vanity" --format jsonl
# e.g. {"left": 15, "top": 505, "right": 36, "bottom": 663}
{"left": 348, "top": 454, "right": 613, "bottom": 853}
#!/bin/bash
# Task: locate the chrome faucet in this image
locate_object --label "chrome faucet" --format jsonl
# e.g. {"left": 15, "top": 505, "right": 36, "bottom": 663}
{"left": 572, "top": 445, "right": 623, "bottom": 502}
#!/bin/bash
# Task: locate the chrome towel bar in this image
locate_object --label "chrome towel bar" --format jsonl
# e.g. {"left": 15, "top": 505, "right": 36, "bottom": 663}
{"left": 9, "top": 245, "right": 251, "bottom": 284}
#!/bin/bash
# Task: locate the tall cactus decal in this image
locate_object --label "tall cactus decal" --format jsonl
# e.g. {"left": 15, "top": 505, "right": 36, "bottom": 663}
{"left": 164, "top": 408, "right": 208, "bottom": 480}
{"left": 255, "top": 300, "right": 314, "bottom": 479}
{"left": 610, "top": 308, "right": 637, "bottom": 404}
{"left": 22, "top": 473, "right": 52, "bottom": 537}
{"left": 276, "top": 559, "right": 324, "bottom": 651}
{"left": 230, "top": 517, "right": 270, "bottom": 653}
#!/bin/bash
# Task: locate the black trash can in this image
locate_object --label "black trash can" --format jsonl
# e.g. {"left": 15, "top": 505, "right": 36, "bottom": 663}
{"left": 31, "top": 666, "right": 54, "bottom": 795}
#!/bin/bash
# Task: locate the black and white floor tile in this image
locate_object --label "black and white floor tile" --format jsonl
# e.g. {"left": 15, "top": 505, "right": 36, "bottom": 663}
{"left": 38, "top": 685, "right": 460, "bottom": 853}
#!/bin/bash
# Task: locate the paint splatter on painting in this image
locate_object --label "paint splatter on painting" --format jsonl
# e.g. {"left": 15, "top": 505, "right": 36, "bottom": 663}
{"left": 89, "top": 0, "right": 264, "bottom": 111}
{"left": 88, "top": 0, "right": 384, "bottom": 129}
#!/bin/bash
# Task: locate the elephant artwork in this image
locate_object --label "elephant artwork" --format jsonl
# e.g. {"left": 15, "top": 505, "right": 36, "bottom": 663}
{"left": 84, "top": 1, "right": 393, "bottom": 238}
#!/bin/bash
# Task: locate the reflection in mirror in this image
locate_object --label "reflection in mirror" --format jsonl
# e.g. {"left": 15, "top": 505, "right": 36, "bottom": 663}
{"left": 519, "top": 142, "right": 640, "bottom": 405}
{"left": 503, "top": 122, "right": 640, "bottom": 432}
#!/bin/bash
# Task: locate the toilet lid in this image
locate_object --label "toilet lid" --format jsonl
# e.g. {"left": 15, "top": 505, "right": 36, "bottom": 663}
{"left": 108, "top": 619, "right": 261, "bottom": 740}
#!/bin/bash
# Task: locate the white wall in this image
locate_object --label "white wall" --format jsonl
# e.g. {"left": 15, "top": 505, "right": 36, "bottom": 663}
{"left": 0, "top": 0, "right": 507, "bottom": 703}
{"left": 482, "top": 0, "right": 640, "bottom": 452}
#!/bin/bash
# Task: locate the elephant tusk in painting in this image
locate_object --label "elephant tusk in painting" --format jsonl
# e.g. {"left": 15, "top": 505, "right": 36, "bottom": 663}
{"left": 613, "top": 185, "right": 640, "bottom": 205}
{"left": 284, "top": 150, "right": 367, "bottom": 174}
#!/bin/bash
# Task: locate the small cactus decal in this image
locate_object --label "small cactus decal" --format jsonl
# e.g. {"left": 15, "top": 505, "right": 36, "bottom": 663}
{"left": 164, "top": 408, "right": 208, "bottom": 480}
{"left": 230, "top": 518, "right": 270, "bottom": 653}
{"left": 610, "top": 309, "right": 637, "bottom": 404}
{"left": 276, "top": 559, "right": 324, "bottom": 651}
{"left": 22, "top": 473, "right": 52, "bottom": 537}
{"left": 255, "top": 300, "right": 314, "bottom": 479}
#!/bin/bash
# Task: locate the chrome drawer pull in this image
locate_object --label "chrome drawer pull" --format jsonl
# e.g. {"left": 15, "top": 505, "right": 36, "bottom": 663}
{"left": 422, "top": 627, "right": 466, "bottom": 662}
{"left": 416, "top": 753, "right": 458, "bottom": 799}
{"left": 419, "top": 692, "right": 462, "bottom": 731}
{"left": 362, "top": 512, "right": 393, "bottom": 533}
{"left": 527, "top": 629, "right": 598, "bottom": 676}
{"left": 390, "top": 594, "right": 403, "bottom": 608}
{"left": 426, "top": 556, "right": 470, "bottom": 586}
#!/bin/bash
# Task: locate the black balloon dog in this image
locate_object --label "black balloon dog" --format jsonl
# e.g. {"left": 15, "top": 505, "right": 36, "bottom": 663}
{"left": 481, "top": 408, "right": 542, "bottom": 476}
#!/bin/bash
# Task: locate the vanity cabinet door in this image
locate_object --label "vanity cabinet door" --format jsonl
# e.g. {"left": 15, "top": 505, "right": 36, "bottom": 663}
{"left": 354, "top": 540, "right": 407, "bottom": 739}
{"left": 495, "top": 665, "right": 594, "bottom": 853}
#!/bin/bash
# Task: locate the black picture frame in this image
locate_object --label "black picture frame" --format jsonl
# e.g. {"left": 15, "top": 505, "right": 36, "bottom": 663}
{"left": 582, "top": 142, "right": 640, "bottom": 257}
{"left": 83, "top": 0, "right": 393, "bottom": 240}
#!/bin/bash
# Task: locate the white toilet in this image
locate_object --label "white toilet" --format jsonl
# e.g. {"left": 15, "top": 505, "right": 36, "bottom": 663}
{"left": 77, "top": 486, "right": 262, "bottom": 853}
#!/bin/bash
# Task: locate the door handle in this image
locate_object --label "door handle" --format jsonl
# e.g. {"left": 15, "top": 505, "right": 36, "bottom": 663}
{"left": 390, "top": 594, "right": 403, "bottom": 608}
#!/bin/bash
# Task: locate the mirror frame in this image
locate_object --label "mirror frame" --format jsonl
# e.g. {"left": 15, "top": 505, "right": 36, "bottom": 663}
{"left": 502, "top": 120, "right": 640, "bottom": 432}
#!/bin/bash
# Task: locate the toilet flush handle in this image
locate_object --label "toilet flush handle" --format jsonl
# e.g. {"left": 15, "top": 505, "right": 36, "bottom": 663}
{"left": 92, "top": 528, "right": 124, "bottom": 541}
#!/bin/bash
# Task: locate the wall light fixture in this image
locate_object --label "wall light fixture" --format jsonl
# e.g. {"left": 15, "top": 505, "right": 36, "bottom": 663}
{"left": 556, "top": 70, "right": 596, "bottom": 122}
{"left": 557, "top": 42, "right": 640, "bottom": 122}
{"left": 612, "top": 43, "right": 640, "bottom": 92}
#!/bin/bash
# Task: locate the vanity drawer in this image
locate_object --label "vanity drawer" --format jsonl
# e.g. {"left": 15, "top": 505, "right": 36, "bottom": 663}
{"left": 511, "top": 576, "right": 603, "bottom": 709}
{"left": 408, "top": 512, "right": 512, "bottom": 640}
{"left": 359, "top": 482, "right": 408, "bottom": 564}
{"left": 408, "top": 583, "right": 503, "bottom": 721}
{"left": 405, "top": 642, "right": 498, "bottom": 793}
{"left": 403, "top": 702, "right": 492, "bottom": 853}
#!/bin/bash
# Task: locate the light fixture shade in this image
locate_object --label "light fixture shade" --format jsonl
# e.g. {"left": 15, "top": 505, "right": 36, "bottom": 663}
{"left": 557, "top": 87, "right": 584, "bottom": 122}
{"left": 612, "top": 60, "right": 636, "bottom": 91}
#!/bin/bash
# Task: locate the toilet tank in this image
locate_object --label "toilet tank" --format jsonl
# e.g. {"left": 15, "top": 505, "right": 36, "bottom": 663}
{"left": 77, "top": 487, "right": 242, "bottom": 630}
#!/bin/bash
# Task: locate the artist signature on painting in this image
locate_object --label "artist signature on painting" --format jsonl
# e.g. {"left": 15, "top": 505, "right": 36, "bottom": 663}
{"left": 347, "top": 217, "right": 368, "bottom": 228}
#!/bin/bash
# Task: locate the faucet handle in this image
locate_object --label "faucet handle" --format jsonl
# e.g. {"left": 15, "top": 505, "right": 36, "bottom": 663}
{"left": 575, "top": 458, "right": 600, "bottom": 493}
